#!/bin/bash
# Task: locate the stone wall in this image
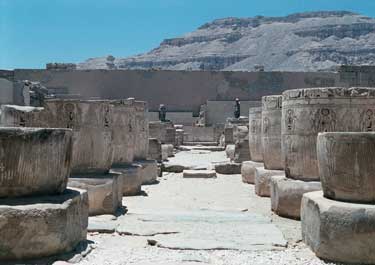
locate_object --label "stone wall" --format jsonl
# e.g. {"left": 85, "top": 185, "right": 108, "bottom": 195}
{"left": 0, "top": 78, "right": 14, "bottom": 104}
{"left": 13, "top": 69, "right": 339, "bottom": 113}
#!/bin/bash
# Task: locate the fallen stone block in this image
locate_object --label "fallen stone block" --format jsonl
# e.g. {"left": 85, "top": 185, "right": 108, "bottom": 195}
{"left": 0, "top": 127, "right": 73, "bottom": 198}
{"left": 302, "top": 191, "right": 375, "bottom": 264}
{"left": 254, "top": 168, "right": 284, "bottom": 197}
{"left": 162, "top": 163, "right": 188, "bottom": 173}
{"left": 68, "top": 173, "right": 123, "bottom": 216}
{"left": 183, "top": 170, "right": 217, "bottom": 179}
{"left": 213, "top": 162, "right": 241, "bottom": 174}
{"left": 241, "top": 161, "right": 264, "bottom": 184}
{"left": 0, "top": 188, "right": 88, "bottom": 261}
{"left": 135, "top": 160, "right": 159, "bottom": 185}
{"left": 110, "top": 164, "right": 142, "bottom": 196}
{"left": 270, "top": 175, "right": 287, "bottom": 212}
{"left": 271, "top": 178, "right": 321, "bottom": 220}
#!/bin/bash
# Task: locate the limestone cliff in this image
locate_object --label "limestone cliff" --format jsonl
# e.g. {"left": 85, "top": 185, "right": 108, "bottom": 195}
{"left": 78, "top": 11, "right": 375, "bottom": 72}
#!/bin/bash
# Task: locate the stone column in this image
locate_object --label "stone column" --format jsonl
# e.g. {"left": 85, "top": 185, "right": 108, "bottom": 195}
{"left": 261, "top": 95, "right": 283, "bottom": 170}
{"left": 248, "top": 107, "right": 263, "bottom": 162}
{"left": 302, "top": 132, "right": 375, "bottom": 264}
{"left": 0, "top": 127, "right": 88, "bottom": 261}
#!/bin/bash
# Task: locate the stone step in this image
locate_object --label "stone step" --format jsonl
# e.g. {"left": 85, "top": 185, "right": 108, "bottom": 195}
{"left": 183, "top": 170, "right": 217, "bottom": 179}
{"left": 184, "top": 141, "right": 218, "bottom": 146}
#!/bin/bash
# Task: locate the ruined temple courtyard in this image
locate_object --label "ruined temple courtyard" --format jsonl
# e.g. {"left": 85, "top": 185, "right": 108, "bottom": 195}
{"left": 73, "top": 149, "right": 329, "bottom": 265}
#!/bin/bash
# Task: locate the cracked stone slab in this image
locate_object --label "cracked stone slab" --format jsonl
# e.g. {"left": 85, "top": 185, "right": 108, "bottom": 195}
{"left": 88, "top": 215, "right": 119, "bottom": 233}
{"left": 117, "top": 210, "right": 287, "bottom": 251}
{"left": 183, "top": 170, "right": 217, "bottom": 179}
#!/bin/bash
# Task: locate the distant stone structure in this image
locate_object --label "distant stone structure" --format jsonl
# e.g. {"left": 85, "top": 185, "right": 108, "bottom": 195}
{"left": 46, "top": 62, "right": 77, "bottom": 70}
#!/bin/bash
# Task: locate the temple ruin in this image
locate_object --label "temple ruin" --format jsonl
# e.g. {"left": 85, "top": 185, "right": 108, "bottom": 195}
{"left": 1, "top": 65, "right": 375, "bottom": 264}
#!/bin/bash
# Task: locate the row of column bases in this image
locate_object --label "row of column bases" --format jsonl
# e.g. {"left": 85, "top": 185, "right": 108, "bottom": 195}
{"left": 227, "top": 87, "right": 375, "bottom": 264}
{"left": 0, "top": 98, "right": 169, "bottom": 262}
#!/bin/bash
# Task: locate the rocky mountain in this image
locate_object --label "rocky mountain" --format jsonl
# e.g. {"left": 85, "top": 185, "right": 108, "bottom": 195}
{"left": 78, "top": 11, "right": 375, "bottom": 72}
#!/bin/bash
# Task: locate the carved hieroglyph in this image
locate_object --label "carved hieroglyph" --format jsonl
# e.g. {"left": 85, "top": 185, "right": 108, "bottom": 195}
{"left": 249, "top": 107, "right": 263, "bottom": 162}
{"left": 317, "top": 132, "right": 375, "bottom": 203}
{"left": 133, "top": 101, "right": 149, "bottom": 160}
{"left": 262, "top": 95, "right": 283, "bottom": 170}
{"left": 282, "top": 87, "right": 375, "bottom": 181}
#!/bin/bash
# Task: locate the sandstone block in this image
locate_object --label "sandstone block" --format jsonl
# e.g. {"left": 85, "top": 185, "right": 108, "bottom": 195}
{"left": 0, "top": 127, "right": 73, "bottom": 198}
{"left": 135, "top": 160, "right": 158, "bottom": 185}
{"left": 318, "top": 132, "right": 375, "bottom": 203}
{"left": 162, "top": 144, "right": 174, "bottom": 157}
{"left": 271, "top": 178, "right": 321, "bottom": 219}
{"left": 162, "top": 163, "right": 187, "bottom": 173}
{"left": 148, "top": 138, "right": 162, "bottom": 162}
{"left": 110, "top": 164, "right": 142, "bottom": 196}
{"left": 68, "top": 173, "right": 123, "bottom": 216}
{"left": 241, "top": 161, "right": 264, "bottom": 184}
{"left": 0, "top": 188, "right": 88, "bottom": 261}
{"left": 111, "top": 99, "right": 136, "bottom": 165}
{"left": 133, "top": 100, "right": 149, "bottom": 160}
{"left": 249, "top": 107, "right": 263, "bottom": 162}
{"left": 225, "top": 144, "right": 235, "bottom": 161}
{"left": 234, "top": 139, "right": 251, "bottom": 163}
{"left": 183, "top": 170, "right": 217, "bottom": 179}
{"left": 302, "top": 191, "right": 375, "bottom": 264}
{"left": 254, "top": 168, "right": 284, "bottom": 197}
{"left": 270, "top": 175, "right": 287, "bottom": 212}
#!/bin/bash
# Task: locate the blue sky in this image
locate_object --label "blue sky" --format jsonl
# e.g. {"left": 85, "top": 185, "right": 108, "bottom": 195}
{"left": 1, "top": 0, "right": 375, "bottom": 69}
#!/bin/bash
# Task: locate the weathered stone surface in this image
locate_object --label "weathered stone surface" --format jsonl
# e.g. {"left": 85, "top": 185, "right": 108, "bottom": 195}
{"left": 249, "top": 107, "right": 263, "bottom": 162}
{"left": 68, "top": 173, "right": 123, "bottom": 216}
{"left": 214, "top": 162, "right": 241, "bottom": 174}
{"left": 149, "top": 121, "right": 174, "bottom": 144}
{"left": 282, "top": 87, "right": 375, "bottom": 181}
{"left": 224, "top": 126, "right": 234, "bottom": 145}
{"left": 110, "top": 164, "right": 142, "bottom": 196}
{"left": 241, "top": 161, "right": 264, "bottom": 184}
{"left": 318, "top": 132, "right": 375, "bottom": 203}
{"left": 183, "top": 170, "right": 217, "bottom": 179}
{"left": 271, "top": 178, "right": 321, "bottom": 219}
{"left": 133, "top": 100, "right": 149, "bottom": 160}
{"left": 165, "top": 128, "right": 176, "bottom": 145}
{"left": 270, "top": 175, "right": 287, "bottom": 212}
{"left": 302, "top": 191, "right": 375, "bottom": 264}
{"left": 0, "top": 188, "right": 88, "bottom": 261}
{"left": 261, "top": 95, "right": 283, "bottom": 170}
{"left": 162, "top": 144, "right": 174, "bottom": 157}
{"left": 43, "top": 99, "right": 114, "bottom": 174}
{"left": 225, "top": 144, "right": 235, "bottom": 161}
{"left": 0, "top": 127, "right": 73, "bottom": 198}
{"left": 254, "top": 167, "right": 284, "bottom": 197}
{"left": 148, "top": 138, "right": 162, "bottom": 162}
{"left": 135, "top": 160, "right": 158, "bottom": 185}
{"left": 175, "top": 128, "right": 184, "bottom": 146}
{"left": 110, "top": 99, "right": 136, "bottom": 165}
{"left": 234, "top": 139, "right": 251, "bottom": 163}
{"left": 0, "top": 105, "right": 45, "bottom": 127}
{"left": 233, "top": 125, "right": 249, "bottom": 143}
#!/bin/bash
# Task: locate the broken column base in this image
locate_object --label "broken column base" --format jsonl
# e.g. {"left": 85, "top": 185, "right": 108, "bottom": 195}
{"left": 271, "top": 178, "right": 321, "bottom": 220}
{"left": 68, "top": 173, "right": 123, "bottom": 216}
{"left": 302, "top": 191, "right": 375, "bottom": 264}
{"left": 241, "top": 161, "right": 264, "bottom": 184}
{"left": 213, "top": 162, "right": 241, "bottom": 174}
{"left": 255, "top": 167, "right": 285, "bottom": 197}
{"left": 0, "top": 188, "right": 88, "bottom": 261}
{"left": 134, "top": 160, "right": 159, "bottom": 185}
{"left": 110, "top": 164, "right": 142, "bottom": 196}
